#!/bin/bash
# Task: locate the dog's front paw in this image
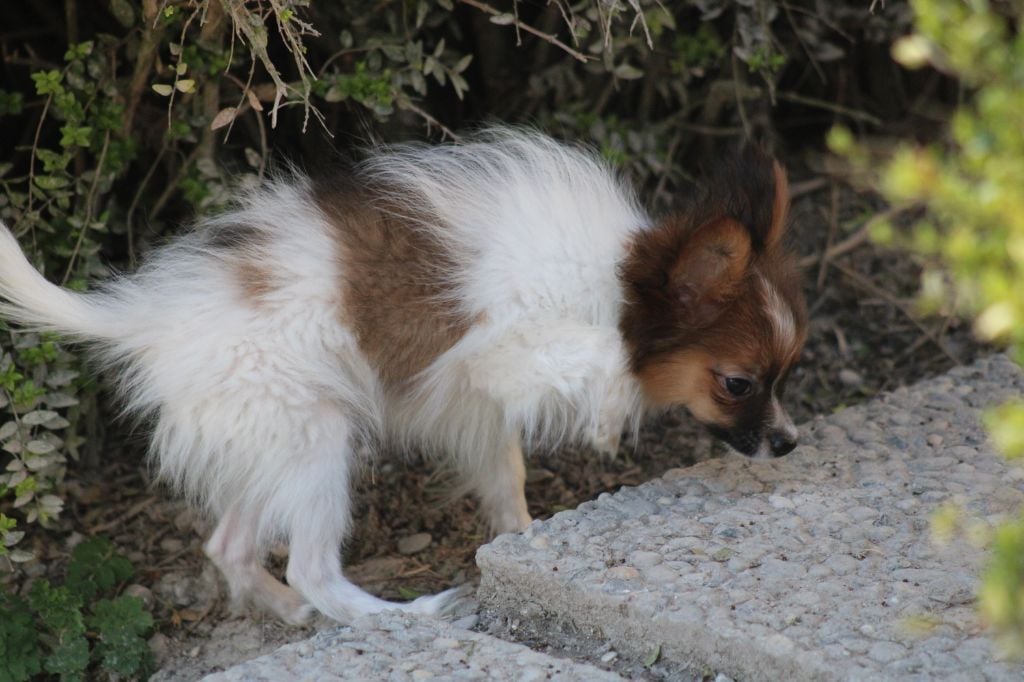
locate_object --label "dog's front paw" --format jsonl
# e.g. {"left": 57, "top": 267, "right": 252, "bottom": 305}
{"left": 590, "top": 426, "right": 621, "bottom": 456}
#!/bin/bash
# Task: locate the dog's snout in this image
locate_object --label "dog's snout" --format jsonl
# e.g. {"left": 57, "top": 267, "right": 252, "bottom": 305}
{"left": 769, "top": 431, "right": 797, "bottom": 457}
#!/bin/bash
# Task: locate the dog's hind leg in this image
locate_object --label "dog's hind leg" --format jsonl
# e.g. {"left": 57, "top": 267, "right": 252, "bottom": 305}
{"left": 277, "top": 408, "right": 464, "bottom": 623}
{"left": 205, "top": 503, "right": 313, "bottom": 624}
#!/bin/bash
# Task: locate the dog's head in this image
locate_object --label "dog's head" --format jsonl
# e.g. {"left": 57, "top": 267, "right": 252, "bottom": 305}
{"left": 619, "top": 147, "right": 806, "bottom": 458}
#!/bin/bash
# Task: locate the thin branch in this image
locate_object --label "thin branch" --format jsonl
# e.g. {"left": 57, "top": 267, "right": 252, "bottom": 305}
{"left": 62, "top": 131, "right": 111, "bottom": 285}
{"left": 125, "top": 139, "right": 169, "bottom": 268}
{"left": 798, "top": 202, "right": 917, "bottom": 270}
{"left": 456, "top": 0, "right": 590, "bottom": 63}
{"left": 123, "top": 0, "right": 161, "bottom": 131}
{"left": 26, "top": 93, "right": 54, "bottom": 251}
{"left": 817, "top": 181, "right": 839, "bottom": 289}
{"left": 830, "top": 260, "right": 960, "bottom": 364}
{"left": 776, "top": 90, "right": 882, "bottom": 126}
{"left": 400, "top": 100, "right": 459, "bottom": 141}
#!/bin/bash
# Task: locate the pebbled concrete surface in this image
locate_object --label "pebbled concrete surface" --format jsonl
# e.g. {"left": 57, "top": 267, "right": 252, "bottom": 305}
{"left": 200, "top": 611, "right": 623, "bottom": 681}
{"left": 478, "top": 355, "right": 1024, "bottom": 681}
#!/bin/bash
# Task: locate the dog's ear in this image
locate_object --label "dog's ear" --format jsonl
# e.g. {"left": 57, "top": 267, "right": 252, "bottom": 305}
{"left": 669, "top": 218, "right": 752, "bottom": 324}
{"left": 766, "top": 160, "right": 790, "bottom": 249}
{"left": 709, "top": 147, "right": 790, "bottom": 252}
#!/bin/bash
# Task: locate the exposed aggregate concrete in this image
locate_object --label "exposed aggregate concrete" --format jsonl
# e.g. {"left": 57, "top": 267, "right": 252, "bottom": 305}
{"left": 201, "top": 611, "right": 622, "bottom": 681}
{"left": 478, "top": 355, "right": 1024, "bottom": 681}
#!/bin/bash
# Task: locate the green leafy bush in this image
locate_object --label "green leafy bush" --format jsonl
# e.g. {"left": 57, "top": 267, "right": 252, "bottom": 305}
{"left": 835, "top": 0, "right": 1024, "bottom": 654}
{"left": 0, "top": 536, "right": 152, "bottom": 681}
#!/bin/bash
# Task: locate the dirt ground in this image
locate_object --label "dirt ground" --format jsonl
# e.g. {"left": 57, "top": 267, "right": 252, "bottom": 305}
{"left": 4, "top": 157, "right": 985, "bottom": 676}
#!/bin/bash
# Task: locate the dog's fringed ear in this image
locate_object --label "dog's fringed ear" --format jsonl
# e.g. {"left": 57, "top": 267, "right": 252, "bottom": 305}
{"left": 709, "top": 147, "right": 790, "bottom": 252}
{"left": 669, "top": 218, "right": 752, "bottom": 323}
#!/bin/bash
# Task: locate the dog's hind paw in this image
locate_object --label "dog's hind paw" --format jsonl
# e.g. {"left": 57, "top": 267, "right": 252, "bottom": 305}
{"left": 403, "top": 583, "right": 474, "bottom": 619}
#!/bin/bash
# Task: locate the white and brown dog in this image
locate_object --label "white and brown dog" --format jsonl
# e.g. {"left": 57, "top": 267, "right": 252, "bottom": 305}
{"left": 0, "top": 129, "right": 805, "bottom": 623}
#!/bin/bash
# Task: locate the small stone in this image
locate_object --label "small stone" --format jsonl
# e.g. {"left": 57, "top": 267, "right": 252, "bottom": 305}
{"left": 839, "top": 369, "right": 864, "bottom": 388}
{"left": 927, "top": 434, "right": 944, "bottom": 447}
{"left": 529, "top": 534, "right": 550, "bottom": 550}
{"left": 148, "top": 632, "right": 171, "bottom": 665}
{"left": 397, "top": 532, "right": 432, "bottom": 555}
{"left": 714, "top": 675, "right": 736, "bottom": 682}
{"left": 868, "top": 641, "right": 906, "bottom": 663}
{"left": 517, "top": 666, "right": 549, "bottom": 682}
{"left": 433, "top": 638, "right": 461, "bottom": 649}
{"left": 174, "top": 508, "right": 196, "bottom": 531}
{"left": 160, "top": 537, "right": 184, "bottom": 553}
{"left": 769, "top": 495, "right": 795, "bottom": 510}
{"left": 606, "top": 566, "right": 640, "bottom": 580}
{"left": 763, "top": 633, "right": 795, "bottom": 656}
{"left": 630, "top": 550, "right": 663, "bottom": 568}
{"left": 452, "top": 614, "right": 479, "bottom": 630}
{"left": 411, "top": 670, "right": 433, "bottom": 679}
{"left": 123, "top": 584, "right": 153, "bottom": 609}
{"left": 712, "top": 547, "right": 733, "bottom": 562}
{"left": 600, "top": 651, "right": 618, "bottom": 663}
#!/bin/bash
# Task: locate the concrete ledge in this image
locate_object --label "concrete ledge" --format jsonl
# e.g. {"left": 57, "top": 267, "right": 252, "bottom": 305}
{"left": 202, "top": 611, "right": 622, "bottom": 681}
{"left": 478, "top": 355, "right": 1024, "bottom": 681}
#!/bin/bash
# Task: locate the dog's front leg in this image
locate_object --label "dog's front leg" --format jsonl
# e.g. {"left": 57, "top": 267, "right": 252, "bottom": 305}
{"left": 471, "top": 437, "right": 533, "bottom": 536}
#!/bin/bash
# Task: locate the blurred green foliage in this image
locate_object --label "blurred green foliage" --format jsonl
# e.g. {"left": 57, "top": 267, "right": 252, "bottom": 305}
{"left": 843, "top": 0, "right": 1024, "bottom": 654}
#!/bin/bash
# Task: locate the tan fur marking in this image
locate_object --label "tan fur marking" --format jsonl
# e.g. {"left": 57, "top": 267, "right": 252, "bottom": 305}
{"left": 639, "top": 349, "right": 730, "bottom": 424}
{"left": 318, "top": 183, "right": 471, "bottom": 388}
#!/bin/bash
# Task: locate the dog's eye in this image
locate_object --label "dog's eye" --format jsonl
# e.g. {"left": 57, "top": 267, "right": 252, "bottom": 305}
{"left": 725, "top": 377, "right": 753, "bottom": 397}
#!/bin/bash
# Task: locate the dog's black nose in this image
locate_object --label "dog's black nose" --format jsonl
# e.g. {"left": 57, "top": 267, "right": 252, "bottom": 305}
{"left": 769, "top": 432, "right": 797, "bottom": 457}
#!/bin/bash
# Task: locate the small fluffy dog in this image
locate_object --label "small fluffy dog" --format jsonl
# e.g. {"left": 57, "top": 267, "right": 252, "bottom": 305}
{"left": 0, "top": 129, "right": 805, "bottom": 623}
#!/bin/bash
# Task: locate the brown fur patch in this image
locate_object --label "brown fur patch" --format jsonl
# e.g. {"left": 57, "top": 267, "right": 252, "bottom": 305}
{"left": 314, "top": 175, "right": 471, "bottom": 388}
{"left": 234, "top": 259, "right": 276, "bottom": 305}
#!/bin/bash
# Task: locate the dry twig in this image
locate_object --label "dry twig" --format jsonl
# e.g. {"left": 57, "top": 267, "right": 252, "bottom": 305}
{"left": 456, "top": 0, "right": 590, "bottom": 63}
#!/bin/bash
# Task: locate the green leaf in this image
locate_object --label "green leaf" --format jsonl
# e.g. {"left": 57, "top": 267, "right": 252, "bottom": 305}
{"left": 43, "top": 636, "right": 89, "bottom": 680}
{"left": 397, "top": 586, "right": 423, "bottom": 600}
{"left": 66, "top": 537, "right": 133, "bottom": 601}
{"left": 87, "top": 597, "right": 154, "bottom": 677}
{"left": 58, "top": 125, "right": 92, "bottom": 149}
{"left": 614, "top": 63, "right": 644, "bottom": 80}
{"left": 151, "top": 83, "right": 173, "bottom": 96}
{"left": 30, "top": 70, "right": 63, "bottom": 96}
{"left": 108, "top": 0, "right": 135, "bottom": 27}
{"left": 0, "top": 90, "right": 24, "bottom": 117}
{"left": 32, "top": 175, "right": 70, "bottom": 191}
{"left": 28, "top": 581, "right": 84, "bottom": 637}
{"left": 0, "top": 594, "right": 42, "bottom": 682}
{"left": 642, "top": 643, "right": 661, "bottom": 667}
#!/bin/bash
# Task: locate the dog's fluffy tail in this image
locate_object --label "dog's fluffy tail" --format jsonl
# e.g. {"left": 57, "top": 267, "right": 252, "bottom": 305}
{"left": 0, "top": 222, "right": 118, "bottom": 341}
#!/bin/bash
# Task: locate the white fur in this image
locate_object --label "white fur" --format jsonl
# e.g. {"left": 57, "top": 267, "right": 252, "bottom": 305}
{"left": 0, "top": 129, "right": 650, "bottom": 623}
{"left": 760, "top": 274, "right": 796, "bottom": 352}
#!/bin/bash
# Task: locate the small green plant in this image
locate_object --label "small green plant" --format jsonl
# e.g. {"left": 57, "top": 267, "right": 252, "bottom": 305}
{"left": 0, "top": 536, "right": 152, "bottom": 681}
